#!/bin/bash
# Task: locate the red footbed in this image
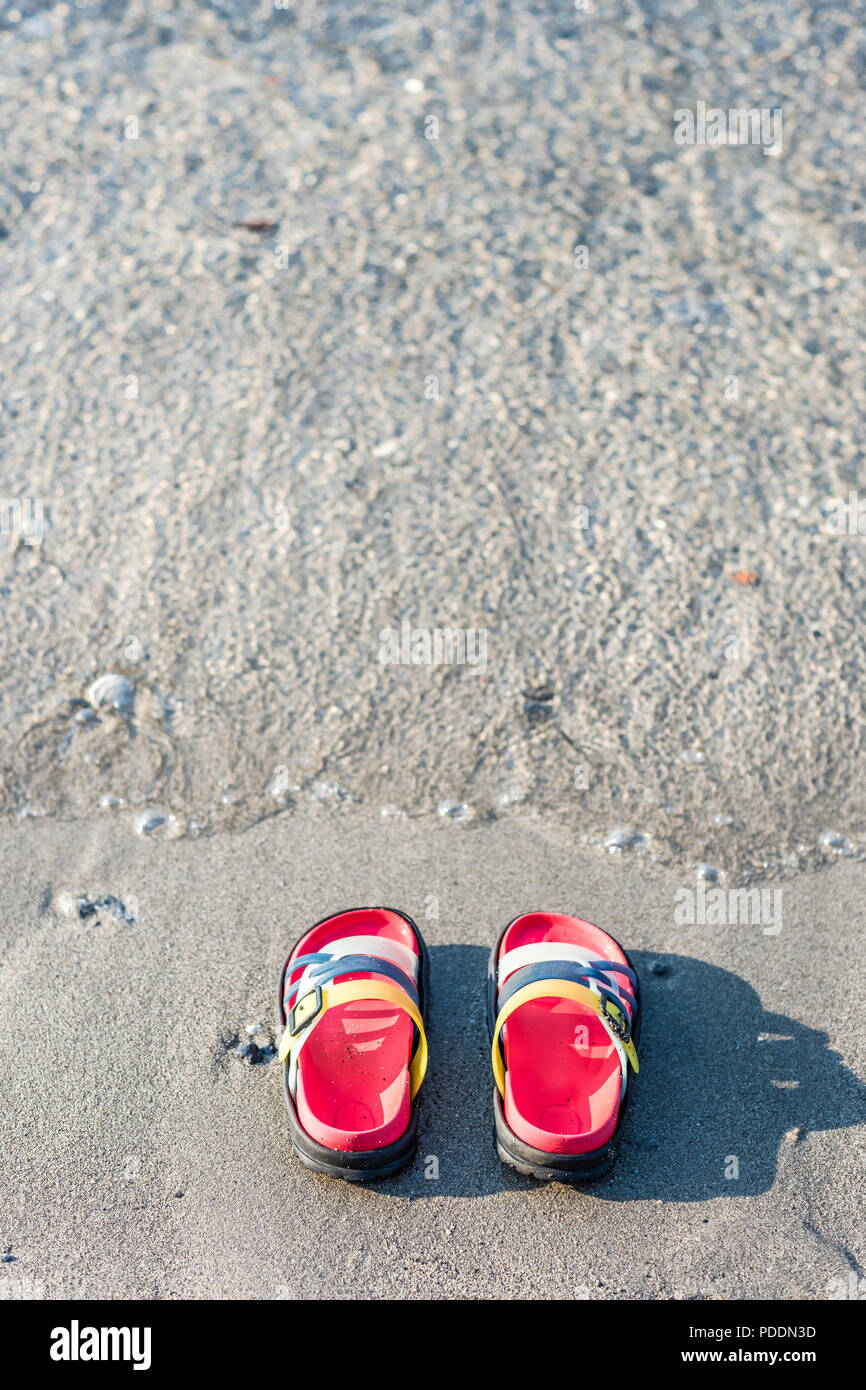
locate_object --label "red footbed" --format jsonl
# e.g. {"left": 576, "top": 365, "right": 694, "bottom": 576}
{"left": 498, "top": 912, "right": 633, "bottom": 1154}
{"left": 284, "top": 909, "right": 420, "bottom": 1152}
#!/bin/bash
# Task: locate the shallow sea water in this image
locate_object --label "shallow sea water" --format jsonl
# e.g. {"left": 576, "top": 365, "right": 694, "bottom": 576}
{"left": 2, "top": 1, "right": 865, "bottom": 883}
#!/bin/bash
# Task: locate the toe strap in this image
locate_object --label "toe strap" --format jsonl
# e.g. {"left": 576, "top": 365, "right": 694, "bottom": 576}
{"left": 491, "top": 976, "right": 639, "bottom": 1097}
{"left": 279, "top": 979, "right": 428, "bottom": 1101}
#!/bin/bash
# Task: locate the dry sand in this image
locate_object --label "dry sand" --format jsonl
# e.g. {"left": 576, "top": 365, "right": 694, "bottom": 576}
{"left": 1, "top": 811, "right": 864, "bottom": 1300}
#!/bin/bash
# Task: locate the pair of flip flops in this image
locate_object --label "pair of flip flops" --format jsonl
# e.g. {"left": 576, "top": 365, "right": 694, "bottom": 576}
{"left": 277, "top": 907, "right": 640, "bottom": 1183}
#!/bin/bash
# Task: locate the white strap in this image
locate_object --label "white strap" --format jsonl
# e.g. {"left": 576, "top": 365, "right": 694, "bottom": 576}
{"left": 287, "top": 932, "right": 418, "bottom": 1019}
{"left": 497, "top": 941, "right": 595, "bottom": 988}
{"left": 316, "top": 934, "right": 419, "bottom": 980}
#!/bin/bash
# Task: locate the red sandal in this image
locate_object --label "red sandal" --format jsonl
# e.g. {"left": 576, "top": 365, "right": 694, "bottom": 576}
{"left": 488, "top": 912, "right": 640, "bottom": 1181}
{"left": 277, "top": 907, "right": 429, "bottom": 1181}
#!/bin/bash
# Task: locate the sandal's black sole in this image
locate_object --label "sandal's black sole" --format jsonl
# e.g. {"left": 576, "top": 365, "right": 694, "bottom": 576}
{"left": 276, "top": 907, "right": 430, "bottom": 1183}
{"left": 486, "top": 918, "right": 641, "bottom": 1184}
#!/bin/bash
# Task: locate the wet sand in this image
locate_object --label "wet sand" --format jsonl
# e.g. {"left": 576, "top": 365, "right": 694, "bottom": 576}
{"left": 1, "top": 812, "right": 864, "bottom": 1300}
{"left": 2, "top": 1, "right": 865, "bottom": 1301}
{"left": 2, "top": 1, "right": 866, "bottom": 881}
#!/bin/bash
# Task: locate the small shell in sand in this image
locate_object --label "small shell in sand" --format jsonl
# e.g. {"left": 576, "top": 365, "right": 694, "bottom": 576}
{"left": 85, "top": 672, "right": 135, "bottom": 714}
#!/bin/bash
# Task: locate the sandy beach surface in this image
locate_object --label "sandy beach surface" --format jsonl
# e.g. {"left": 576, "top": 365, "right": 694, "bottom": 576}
{"left": 1, "top": 811, "right": 864, "bottom": 1300}
{"left": 1, "top": 1, "right": 865, "bottom": 1301}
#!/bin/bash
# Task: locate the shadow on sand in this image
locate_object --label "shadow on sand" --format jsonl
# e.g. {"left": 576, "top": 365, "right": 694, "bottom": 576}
{"left": 389, "top": 945, "right": 866, "bottom": 1201}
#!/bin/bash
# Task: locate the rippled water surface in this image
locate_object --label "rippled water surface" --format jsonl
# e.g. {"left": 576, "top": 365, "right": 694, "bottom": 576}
{"left": 2, "top": 1, "right": 865, "bottom": 883}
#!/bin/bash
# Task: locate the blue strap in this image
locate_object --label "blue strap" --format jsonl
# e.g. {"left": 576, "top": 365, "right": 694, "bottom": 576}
{"left": 283, "top": 952, "right": 420, "bottom": 1010}
{"left": 497, "top": 959, "right": 636, "bottom": 1019}
{"left": 586, "top": 958, "right": 637, "bottom": 988}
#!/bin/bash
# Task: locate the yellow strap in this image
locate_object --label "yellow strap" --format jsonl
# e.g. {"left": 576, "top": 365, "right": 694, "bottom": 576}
{"left": 491, "top": 978, "right": 639, "bottom": 1095}
{"left": 279, "top": 979, "right": 428, "bottom": 1100}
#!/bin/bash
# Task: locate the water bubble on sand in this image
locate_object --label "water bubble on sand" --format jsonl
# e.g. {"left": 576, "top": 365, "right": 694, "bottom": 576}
{"left": 54, "top": 891, "right": 135, "bottom": 923}
{"left": 99, "top": 793, "right": 124, "bottom": 809}
{"left": 85, "top": 672, "right": 135, "bottom": 715}
{"left": 133, "top": 808, "right": 181, "bottom": 838}
{"left": 232, "top": 1037, "right": 276, "bottom": 1065}
{"left": 55, "top": 891, "right": 83, "bottom": 917}
{"left": 695, "top": 863, "right": 723, "bottom": 884}
{"left": 372, "top": 438, "right": 399, "bottom": 458}
{"left": 498, "top": 787, "right": 527, "bottom": 806}
{"left": 81, "top": 894, "right": 136, "bottom": 924}
{"left": 604, "top": 827, "right": 650, "bottom": 853}
{"left": 438, "top": 800, "right": 474, "bottom": 823}
{"left": 309, "top": 779, "right": 348, "bottom": 803}
{"left": 380, "top": 804, "right": 406, "bottom": 818}
{"left": 678, "top": 749, "right": 704, "bottom": 764}
{"left": 820, "top": 831, "right": 853, "bottom": 856}
{"left": 269, "top": 771, "right": 299, "bottom": 800}
{"left": 713, "top": 813, "right": 734, "bottom": 826}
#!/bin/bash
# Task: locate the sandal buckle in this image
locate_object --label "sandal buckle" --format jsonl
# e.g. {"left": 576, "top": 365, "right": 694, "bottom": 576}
{"left": 289, "top": 984, "right": 323, "bottom": 1036}
{"left": 600, "top": 994, "right": 631, "bottom": 1043}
